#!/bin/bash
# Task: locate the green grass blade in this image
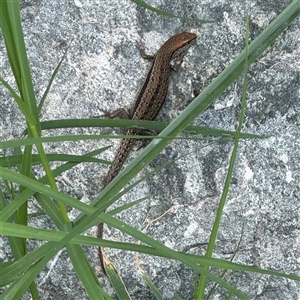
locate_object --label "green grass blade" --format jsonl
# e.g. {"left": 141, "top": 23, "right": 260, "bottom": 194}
{"left": 0, "top": 166, "right": 96, "bottom": 217}
{"left": 107, "top": 195, "right": 152, "bottom": 216}
{"left": 62, "top": 222, "right": 112, "bottom": 300}
{"left": 130, "top": 0, "right": 212, "bottom": 22}
{"left": 33, "top": 192, "right": 65, "bottom": 226}
{"left": 38, "top": 40, "right": 73, "bottom": 113}
{"left": 142, "top": 272, "right": 164, "bottom": 300}
{"left": 195, "top": 15, "right": 251, "bottom": 299}
{"left": 0, "top": 77, "right": 36, "bottom": 125}
{"left": 0, "top": 148, "right": 108, "bottom": 223}
{"left": 0, "top": 0, "right": 39, "bottom": 127}
{"left": 2, "top": 221, "right": 299, "bottom": 282}
{"left": 0, "top": 132, "right": 258, "bottom": 150}
{"left": 105, "top": 264, "right": 132, "bottom": 300}
{"left": 1, "top": 194, "right": 107, "bottom": 299}
{"left": 35, "top": 118, "right": 263, "bottom": 139}
{"left": 0, "top": 153, "right": 109, "bottom": 167}
{"left": 0, "top": 241, "right": 56, "bottom": 286}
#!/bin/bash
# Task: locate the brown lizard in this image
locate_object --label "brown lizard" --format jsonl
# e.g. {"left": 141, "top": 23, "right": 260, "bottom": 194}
{"left": 98, "top": 31, "right": 197, "bottom": 273}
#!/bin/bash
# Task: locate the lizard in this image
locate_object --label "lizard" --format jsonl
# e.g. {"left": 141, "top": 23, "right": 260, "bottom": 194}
{"left": 98, "top": 31, "right": 197, "bottom": 273}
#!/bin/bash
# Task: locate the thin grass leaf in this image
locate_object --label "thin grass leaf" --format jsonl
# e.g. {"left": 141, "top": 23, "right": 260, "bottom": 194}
{"left": 0, "top": 153, "right": 109, "bottom": 167}
{"left": 0, "top": 133, "right": 250, "bottom": 151}
{"left": 0, "top": 77, "right": 36, "bottom": 125}
{"left": 0, "top": 241, "right": 56, "bottom": 286}
{"left": 36, "top": 118, "right": 263, "bottom": 139}
{"left": 0, "top": 134, "right": 153, "bottom": 149}
{"left": 0, "top": 185, "right": 7, "bottom": 213}
{"left": 0, "top": 166, "right": 97, "bottom": 216}
{"left": 130, "top": 0, "right": 212, "bottom": 23}
{"left": 0, "top": 148, "right": 108, "bottom": 223}
{"left": 34, "top": 192, "right": 64, "bottom": 227}
{"left": 105, "top": 263, "right": 131, "bottom": 300}
{"left": 195, "top": 15, "right": 251, "bottom": 299}
{"left": 0, "top": 1, "right": 37, "bottom": 115}
{"left": 142, "top": 272, "right": 164, "bottom": 300}
{"left": 1, "top": 0, "right": 69, "bottom": 223}
{"left": 62, "top": 223, "right": 111, "bottom": 300}
{"left": 206, "top": 215, "right": 246, "bottom": 299}
{"left": 174, "top": 294, "right": 184, "bottom": 300}
{"left": 108, "top": 195, "right": 152, "bottom": 216}
{"left": 38, "top": 39, "right": 73, "bottom": 113}
{"left": 1, "top": 197, "right": 109, "bottom": 298}
{"left": 2, "top": 221, "right": 299, "bottom": 282}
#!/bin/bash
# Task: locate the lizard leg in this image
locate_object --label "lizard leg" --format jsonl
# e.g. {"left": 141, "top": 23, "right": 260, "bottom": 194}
{"left": 98, "top": 108, "right": 130, "bottom": 119}
{"left": 136, "top": 129, "right": 157, "bottom": 150}
{"left": 136, "top": 41, "right": 155, "bottom": 60}
{"left": 171, "top": 55, "right": 185, "bottom": 71}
